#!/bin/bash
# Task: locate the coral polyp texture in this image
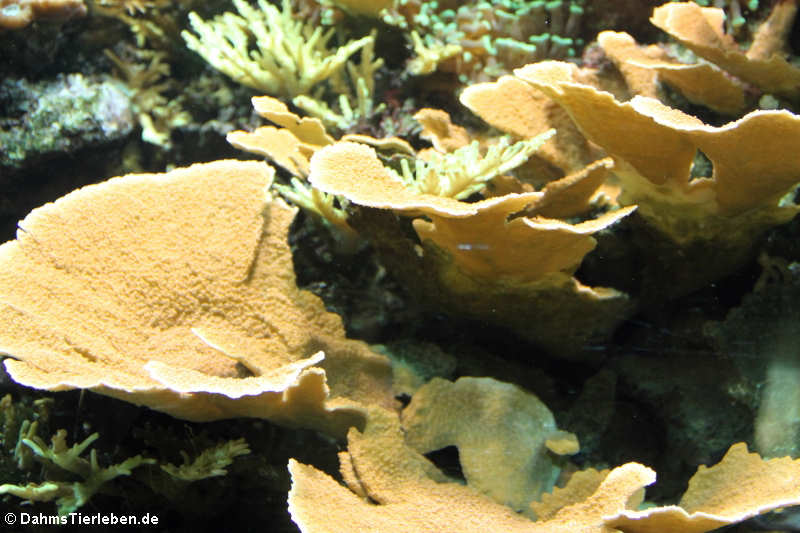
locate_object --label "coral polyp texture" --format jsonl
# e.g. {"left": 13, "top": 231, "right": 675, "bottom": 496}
{"left": 0, "top": 160, "right": 392, "bottom": 438}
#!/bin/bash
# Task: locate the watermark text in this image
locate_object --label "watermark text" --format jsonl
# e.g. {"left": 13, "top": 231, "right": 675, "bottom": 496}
{"left": 5, "top": 511, "right": 159, "bottom": 527}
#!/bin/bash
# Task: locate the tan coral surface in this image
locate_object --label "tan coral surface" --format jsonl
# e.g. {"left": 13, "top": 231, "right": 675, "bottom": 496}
{"left": 651, "top": 1, "right": 800, "bottom": 98}
{"left": 401, "top": 377, "right": 578, "bottom": 515}
{"left": 290, "top": 408, "right": 800, "bottom": 533}
{"left": 515, "top": 60, "right": 800, "bottom": 244}
{"left": 0, "top": 160, "right": 391, "bottom": 437}
{"left": 288, "top": 406, "right": 655, "bottom": 533}
{"left": 307, "top": 141, "right": 635, "bottom": 357}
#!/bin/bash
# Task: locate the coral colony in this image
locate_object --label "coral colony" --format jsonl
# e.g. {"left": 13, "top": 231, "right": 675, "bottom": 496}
{"left": 1, "top": 0, "right": 800, "bottom": 531}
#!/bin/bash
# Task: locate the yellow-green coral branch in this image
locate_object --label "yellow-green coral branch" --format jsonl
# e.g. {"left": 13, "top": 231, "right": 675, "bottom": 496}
{"left": 162, "top": 438, "right": 250, "bottom": 481}
{"left": 407, "top": 31, "right": 462, "bottom": 76}
{"left": 274, "top": 179, "right": 361, "bottom": 252}
{"left": 397, "top": 131, "right": 555, "bottom": 199}
{"left": 182, "top": 0, "right": 373, "bottom": 97}
{"left": 4, "top": 430, "right": 155, "bottom": 515}
{"left": 292, "top": 30, "right": 384, "bottom": 130}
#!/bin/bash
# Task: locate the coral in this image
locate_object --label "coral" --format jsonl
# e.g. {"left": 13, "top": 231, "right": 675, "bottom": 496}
{"left": 406, "top": 30, "right": 463, "bottom": 76}
{"left": 227, "top": 96, "right": 360, "bottom": 249}
{"left": 289, "top": 406, "right": 548, "bottom": 532}
{"left": 459, "top": 74, "right": 597, "bottom": 176}
{"left": 0, "top": 430, "right": 155, "bottom": 514}
{"left": 289, "top": 400, "right": 800, "bottom": 533}
{"left": 7, "top": 1, "right": 800, "bottom": 527}
{"left": 401, "top": 377, "right": 578, "bottom": 515}
{"left": 413, "top": 108, "right": 470, "bottom": 153}
{"left": 93, "top": 0, "right": 177, "bottom": 48}
{"left": 321, "top": 0, "right": 395, "bottom": 18}
{"left": 597, "top": 30, "right": 748, "bottom": 115}
{"left": 651, "top": 1, "right": 800, "bottom": 101}
{"left": 583, "top": 1, "right": 799, "bottom": 115}
{"left": 95, "top": 0, "right": 168, "bottom": 16}
{"left": 105, "top": 48, "right": 191, "bottom": 148}
{"left": 607, "top": 443, "right": 800, "bottom": 532}
{"left": 292, "top": 30, "right": 386, "bottom": 130}
{"left": 307, "top": 141, "right": 635, "bottom": 357}
{"left": 397, "top": 135, "right": 553, "bottom": 199}
{"left": 384, "top": 0, "right": 587, "bottom": 83}
{"left": 228, "top": 95, "right": 420, "bottom": 251}
{"left": 309, "top": 137, "right": 557, "bottom": 208}
{"left": 0, "top": 160, "right": 393, "bottom": 438}
{"left": 515, "top": 60, "right": 800, "bottom": 246}
{"left": 161, "top": 438, "right": 251, "bottom": 481}
{"left": 0, "top": 394, "right": 53, "bottom": 481}
{"left": 228, "top": 95, "right": 335, "bottom": 177}
{"left": 0, "top": 0, "right": 85, "bottom": 29}
{"left": 182, "top": 0, "right": 373, "bottom": 98}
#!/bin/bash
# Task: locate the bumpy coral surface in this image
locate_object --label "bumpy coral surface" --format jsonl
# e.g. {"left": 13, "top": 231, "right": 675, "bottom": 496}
{"left": 0, "top": 160, "right": 392, "bottom": 437}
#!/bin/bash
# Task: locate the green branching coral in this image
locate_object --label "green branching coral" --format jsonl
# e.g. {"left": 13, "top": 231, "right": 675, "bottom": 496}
{"left": 182, "top": 0, "right": 374, "bottom": 98}
{"left": 0, "top": 430, "right": 155, "bottom": 515}
{"left": 292, "top": 31, "right": 385, "bottom": 130}
{"left": 105, "top": 48, "right": 191, "bottom": 148}
{"left": 394, "top": 133, "right": 555, "bottom": 199}
{"left": 274, "top": 177, "right": 356, "bottom": 240}
{"left": 162, "top": 438, "right": 251, "bottom": 481}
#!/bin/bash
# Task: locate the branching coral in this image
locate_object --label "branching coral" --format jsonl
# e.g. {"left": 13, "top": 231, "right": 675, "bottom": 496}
{"left": 161, "top": 438, "right": 250, "bottom": 481}
{"left": 105, "top": 48, "right": 191, "bottom": 148}
{"left": 182, "top": 0, "right": 373, "bottom": 98}
{"left": 292, "top": 31, "right": 386, "bottom": 130}
{"left": 93, "top": 0, "right": 176, "bottom": 47}
{"left": 96, "top": 0, "right": 168, "bottom": 16}
{"left": 395, "top": 134, "right": 554, "bottom": 199}
{"left": 0, "top": 430, "right": 155, "bottom": 514}
{"left": 320, "top": 0, "right": 396, "bottom": 18}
